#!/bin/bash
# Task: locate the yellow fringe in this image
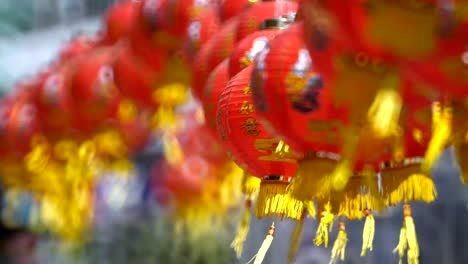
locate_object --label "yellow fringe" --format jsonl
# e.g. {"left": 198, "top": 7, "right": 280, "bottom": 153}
{"left": 287, "top": 210, "right": 307, "bottom": 264}
{"left": 242, "top": 172, "right": 261, "bottom": 195}
{"left": 329, "top": 222, "right": 348, "bottom": 264}
{"left": 255, "top": 181, "right": 304, "bottom": 220}
{"left": 288, "top": 158, "right": 338, "bottom": 202}
{"left": 231, "top": 198, "right": 253, "bottom": 258}
{"left": 381, "top": 167, "right": 437, "bottom": 205}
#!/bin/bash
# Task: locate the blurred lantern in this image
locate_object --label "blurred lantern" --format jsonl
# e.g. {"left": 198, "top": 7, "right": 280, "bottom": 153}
{"left": 217, "top": 65, "right": 303, "bottom": 220}
{"left": 70, "top": 48, "right": 121, "bottom": 131}
{"left": 191, "top": 16, "right": 240, "bottom": 99}
{"left": 201, "top": 59, "right": 229, "bottom": 138}
{"left": 102, "top": 0, "right": 141, "bottom": 45}
{"left": 57, "top": 34, "right": 97, "bottom": 63}
{"left": 34, "top": 65, "right": 77, "bottom": 137}
{"left": 113, "top": 45, "right": 159, "bottom": 108}
{"left": 234, "top": 0, "right": 297, "bottom": 43}
{"left": 250, "top": 23, "right": 382, "bottom": 215}
{"left": 228, "top": 18, "right": 288, "bottom": 78}
{"left": 219, "top": 0, "right": 254, "bottom": 21}
{"left": 182, "top": 7, "right": 221, "bottom": 63}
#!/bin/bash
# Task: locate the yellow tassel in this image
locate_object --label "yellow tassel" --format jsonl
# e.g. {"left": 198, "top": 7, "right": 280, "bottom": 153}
{"left": 361, "top": 209, "right": 375, "bottom": 257}
{"left": 304, "top": 200, "right": 316, "bottom": 219}
{"left": 242, "top": 172, "right": 261, "bottom": 195}
{"left": 329, "top": 222, "right": 348, "bottom": 264}
{"left": 231, "top": 197, "right": 253, "bottom": 258}
{"left": 288, "top": 158, "right": 338, "bottom": 202}
{"left": 247, "top": 222, "right": 275, "bottom": 264}
{"left": 314, "top": 204, "right": 335, "bottom": 248}
{"left": 423, "top": 103, "right": 452, "bottom": 173}
{"left": 161, "top": 130, "right": 184, "bottom": 166}
{"left": 381, "top": 169, "right": 437, "bottom": 206}
{"left": 393, "top": 205, "right": 419, "bottom": 264}
{"left": 330, "top": 159, "right": 353, "bottom": 191}
{"left": 287, "top": 209, "right": 307, "bottom": 264}
{"left": 367, "top": 72, "right": 402, "bottom": 138}
{"left": 255, "top": 180, "right": 304, "bottom": 220}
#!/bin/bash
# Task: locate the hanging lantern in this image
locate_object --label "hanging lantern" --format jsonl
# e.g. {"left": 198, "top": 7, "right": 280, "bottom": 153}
{"left": 228, "top": 18, "right": 288, "bottom": 78}
{"left": 217, "top": 65, "right": 303, "bottom": 220}
{"left": 57, "top": 34, "right": 97, "bottom": 63}
{"left": 34, "top": 64, "right": 77, "bottom": 137}
{"left": 219, "top": 0, "right": 255, "bottom": 21}
{"left": 191, "top": 16, "right": 240, "bottom": 99}
{"left": 234, "top": 0, "right": 297, "bottom": 43}
{"left": 113, "top": 45, "right": 160, "bottom": 108}
{"left": 102, "top": 0, "right": 140, "bottom": 45}
{"left": 183, "top": 7, "right": 221, "bottom": 63}
{"left": 201, "top": 59, "right": 229, "bottom": 138}
{"left": 251, "top": 23, "right": 385, "bottom": 201}
{"left": 70, "top": 48, "right": 121, "bottom": 131}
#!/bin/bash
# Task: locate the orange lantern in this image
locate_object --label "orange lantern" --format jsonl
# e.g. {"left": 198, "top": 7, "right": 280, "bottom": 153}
{"left": 235, "top": 1, "right": 297, "bottom": 43}
{"left": 217, "top": 65, "right": 303, "bottom": 220}
{"left": 191, "top": 16, "right": 240, "bottom": 98}
{"left": 228, "top": 18, "right": 287, "bottom": 78}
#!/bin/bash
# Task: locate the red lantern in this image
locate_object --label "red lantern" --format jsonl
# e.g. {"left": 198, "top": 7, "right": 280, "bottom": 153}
{"left": 102, "top": 0, "right": 141, "bottom": 45}
{"left": 201, "top": 59, "right": 229, "bottom": 138}
{"left": 70, "top": 48, "right": 122, "bottom": 130}
{"left": 6, "top": 96, "right": 42, "bottom": 156}
{"left": 228, "top": 20, "right": 284, "bottom": 78}
{"left": 191, "top": 16, "right": 240, "bottom": 99}
{"left": 34, "top": 64, "right": 77, "bottom": 137}
{"left": 235, "top": 1, "right": 297, "bottom": 43}
{"left": 182, "top": 7, "right": 221, "bottom": 63}
{"left": 219, "top": 0, "right": 253, "bottom": 21}
{"left": 0, "top": 99, "right": 12, "bottom": 158}
{"left": 113, "top": 45, "right": 160, "bottom": 108}
{"left": 217, "top": 65, "right": 302, "bottom": 219}
{"left": 57, "top": 35, "right": 97, "bottom": 63}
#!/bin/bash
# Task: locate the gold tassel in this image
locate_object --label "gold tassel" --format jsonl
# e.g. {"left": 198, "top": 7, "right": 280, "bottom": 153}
{"left": 161, "top": 130, "right": 184, "bottom": 166}
{"left": 231, "top": 197, "right": 253, "bottom": 258}
{"left": 329, "top": 222, "right": 348, "bottom": 264}
{"left": 287, "top": 209, "right": 307, "bottom": 264}
{"left": 314, "top": 204, "right": 335, "bottom": 248}
{"left": 246, "top": 222, "right": 276, "bottom": 264}
{"left": 242, "top": 172, "right": 261, "bottom": 195}
{"left": 393, "top": 204, "right": 419, "bottom": 264}
{"left": 367, "top": 72, "right": 402, "bottom": 138}
{"left": 255, "top": 180, "right": 304, "bottom": 220}
{"left": 361, "top": 209, "right": 375, "bottom": 257}
{"left": 423, "top": 102, "right": 452, "bottom": 173}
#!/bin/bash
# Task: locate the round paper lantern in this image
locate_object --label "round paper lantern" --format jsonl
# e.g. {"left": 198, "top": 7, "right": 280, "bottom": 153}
{"left": 113, "top": 45, "right": 160, "bottom": 108}
{"left": 217, "top": 65, "right": 303, "bottom": 220}
{"left": 191, "top": 16, "right": 240, "bottom": 99}
{"left": 234, "top": 0, "right": 297, "bottom": 43}
{"left": 70, "top": 48, "right": 121, "bottom": 129}
{"left": 57, "top": 35, "right": 97, "bottom": 63}
{"left": 228, "top": 18, "right": 287, "bottom": 78}
{"left": 6, "top": 97, "right": 42, "bottom": 156}
{"left": 251, "top": 23, "right": 387, "bottom": 208}
{"left": 201, "top": 59, "right": 229, "bottom": 138}
{"left": 102, "top": 0, "right": 140, "bottom": 44}
{"left": 182, "top": 7, "right": 221, "bottom": 63}
{"left": 219, "top": 0, "right": 254, "bottom": 21}
{"left": 34, "top": 64, "right": 77, "bottom": 136}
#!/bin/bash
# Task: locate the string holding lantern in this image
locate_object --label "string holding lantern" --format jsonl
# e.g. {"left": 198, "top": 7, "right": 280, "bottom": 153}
{"left": 216, "top": 65, "right": 304, "bottom": 221}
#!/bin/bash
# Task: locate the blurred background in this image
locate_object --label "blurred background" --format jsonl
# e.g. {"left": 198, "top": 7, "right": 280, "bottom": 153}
{"left": 0, "top": 0, "right": 467, "bottom": 263}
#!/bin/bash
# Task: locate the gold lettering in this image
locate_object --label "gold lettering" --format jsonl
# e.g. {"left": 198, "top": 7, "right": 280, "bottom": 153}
{"left": 254, "top": 139, "right": 298, "bottom": 163}
{"left": 241, "top": 117, "right": 260, "bottom": 136}
{"left": 239, "top": 100, "right": 255, "bottom": 115}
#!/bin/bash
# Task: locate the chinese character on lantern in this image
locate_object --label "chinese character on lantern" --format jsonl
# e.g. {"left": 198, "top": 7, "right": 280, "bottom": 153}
{"left": 241, "top": 117, "right": 260, "bottom": 136}
{"left": 239, "top": 100, "right": 255, "bottom": 114}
